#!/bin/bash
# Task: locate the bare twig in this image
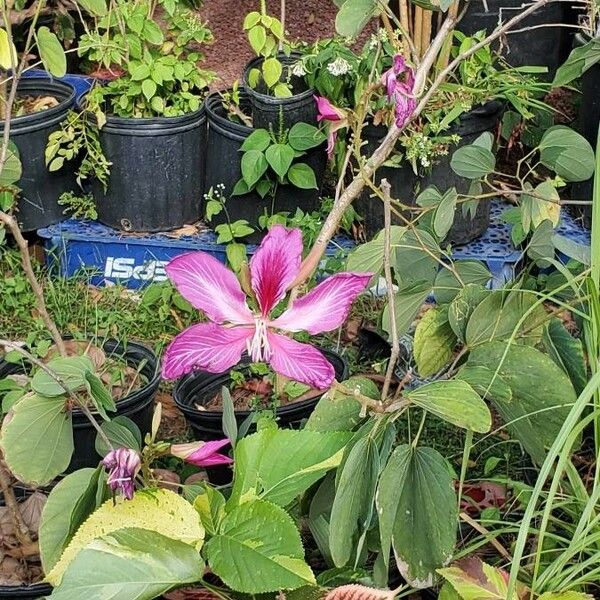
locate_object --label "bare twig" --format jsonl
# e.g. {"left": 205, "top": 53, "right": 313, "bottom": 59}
{"left": 381, "top": 179, "right": 400, "bottom": 402}
{"left": 0, "top": 212, "right": 66, "bottom": 355}
{"left": 0, "top": 458, "right": 32, "bottom": 546}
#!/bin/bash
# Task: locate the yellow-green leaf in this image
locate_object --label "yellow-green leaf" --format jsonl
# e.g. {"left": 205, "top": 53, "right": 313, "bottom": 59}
{"left": 37, "top": 26, "right": 66, "bottom": 77}
{"left": 0, "top": 28, "right": 17, "bottom": 69}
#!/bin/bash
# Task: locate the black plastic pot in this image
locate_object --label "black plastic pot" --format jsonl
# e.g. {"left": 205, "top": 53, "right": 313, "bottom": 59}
{"left": 0, "top": 487, "right": 53, "bottom": 599}
{"left": 355, "top": 101, "right": 503, "bottom": 244}
{"left": 243, "top": 53, "right": 317, "bottom": 130}
{"left": 1, "top": 78, "right": 77, "bottom": 232}
{"left": 0, "top": 340, "right": 160, "bottom": 472}
{"left": 204, "top": 91, "right": 326, "bottom": 241}
{"left": 458, "top": 0, "right": 571, "bottom": 78}
{"left": 571, "top": 34, "right": 599, "bottom": 228}
{"left": 92, "top": 105, "right": 207, "bottom": 232}
{"left": 173, "top": 348, "right": 348, "bottom": 441}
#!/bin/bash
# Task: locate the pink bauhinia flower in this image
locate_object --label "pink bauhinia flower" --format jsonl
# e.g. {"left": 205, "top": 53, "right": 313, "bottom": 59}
{"left": 162, "top": 225, "right": 371, "bottom": 389}
{"left": 102, "top": 448, "right": 141, "bottom": 500}
{"left": 315, "top": 95, "right": 348, "bottom": 159}
{"left": 381, "top": 55, "right": 416, "bottom": 128}
{"left": 170, "top": 439, "right": 233, "bottom": 467}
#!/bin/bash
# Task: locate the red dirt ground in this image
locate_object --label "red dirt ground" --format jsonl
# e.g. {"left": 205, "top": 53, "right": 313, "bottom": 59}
{"left": 197, "top": 0, "right": 343, "bottom": 90}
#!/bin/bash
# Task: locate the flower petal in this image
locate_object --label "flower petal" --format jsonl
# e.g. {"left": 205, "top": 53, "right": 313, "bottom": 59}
{"left": 250, "top": 225, "right": 303, "bottom": 316}
{"left": 172, "top": 439, "right": 234, "bottom": 467}
{"left": 315, "top": 95, "right": 344, "bottom": 122}
{"left": 162, "top": 323, "right": 252, "bottom": 379}
{"left": 192, "top": 453, "right": 234, "bottom": 467}
{"left": 166, "top": 252, "right": 253, "bottom": 325}
{"left": 271, "top": 272, "right": 372, "bottom": 335}
{"left": 267, "top": 333, "right": 335, "bottom": 389}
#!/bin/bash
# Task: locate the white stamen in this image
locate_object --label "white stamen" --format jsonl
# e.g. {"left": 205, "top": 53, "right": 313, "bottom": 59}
{"left": 246, "top": 317, "right": 271, "bottom": 362}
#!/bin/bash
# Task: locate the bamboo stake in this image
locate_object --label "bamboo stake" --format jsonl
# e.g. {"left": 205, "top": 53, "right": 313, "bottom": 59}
{"left": 414, "top": 5, "right": 424, "bottom": 60}
{"left": 437, "top": 1, "right": 460, "bottom": 70}
{"left": 398, "top": 0, "right": 411, "bottom": 56}
{"left": 421, "top": 9, "right": 433, "bottom": 57}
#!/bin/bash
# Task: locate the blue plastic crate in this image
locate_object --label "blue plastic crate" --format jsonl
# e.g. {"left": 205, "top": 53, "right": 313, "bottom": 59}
{"left": 22, "top": 69, "right": 94, "bottom": 106}
{"left": 38, "top": 219, "right": 355, "bottom": 289}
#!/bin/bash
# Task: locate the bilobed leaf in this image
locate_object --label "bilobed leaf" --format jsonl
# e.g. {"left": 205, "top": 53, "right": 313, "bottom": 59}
{"left": 39, "top": 467, "right": 105, "bottom": 573}
{"left": 346, "top": 226, "right": 406, "bottom": 275}
{"left": 520, "top": 181, "right": 560, "bottom": 234}
{"left": 455, "top": 365, "right": 512, "bottom": 403}
{"left": 553, "top": 38, "right": 600, "bottom": 86}
{"left": 467, "top": 341, "right": 577, "bottom": 464}
{"left": 287, "top": 162, "right": 318, "bottom": 189}
{"left": 335, "top": 0, "right": 379, "bottom": 37}
{"left": 37, "top": 26, "right": 66, "bottom": 77}
{"left": 230, "top": 429, "right": 350, "bottom": 508}
{"left": 31, "top": 356, "right": 94, "bottom": 397}
{"left": 413, "top": 307, "right": 457, "bottom": 377}
{"left": 434, "top": 262, "right": 490, "bottom": 305}
{"left": 241, "top": 149, "right": 268, "bottom": 187}
{"left": 527, "top": 220, "right": 556, "bottom": 262}
{"left": 539, "top": 126, "right": 595, "bottom": 182}
{"left": 433, "top": 188, "right": 457, "bottom": 239}
{"left": 50, "top": 528, "right": 204, "bottom": 600}
{"left": 266, "top": 143, "right": 295, "bottom": 179}
{"left": 404, "top": 380, "right": 491, "bottom": 432}
{"left": 288, "top": 122, "right": 327, "bottom": 151}
{"left": 0, "top": 27, "right": 17, "bottom": 69}
{"left": 84, "top": 370, "right": 116, "bottom": 420}
{"left": 377, "top": 445, "right": 457, "bottom": 588}
{"left": 76, "top": 0, "right": 108, "bottom": 16}
{"left": 95, "top": 416, "right": 142, "bottom": 456}
{"left": 450, "top": 144, "right": 495, "bottom": 179}
{"left": 329, "top": 436, "right": 379, "bottom": 567}
{"left": 205, "top": 499, "right": 315, "bottom": 593}
{"left": 552, "top": 233, "right": 591, "bottom": 265}
{"left": 1, "top": 393, "right": 73, "bottom": 486}
{"left": 382, "top": 280, "right": 431, "bottom": 339}
{"left": 393, "top": 228, "right": 440, "bottom": 286}
{"left": 542, "top": 318, "right": 587, "bottom": 395}
{"left": 46, "top": 489, "right": 204, "bottom": 586}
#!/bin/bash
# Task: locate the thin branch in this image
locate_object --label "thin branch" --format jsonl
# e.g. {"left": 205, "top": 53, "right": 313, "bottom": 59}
{"left": 0, "top": 212, "right": 66, "bottom": 355}
{"left": 0, "top": 458, "right": 32, "bottom": 546}
{"left": 380, "top": 179, "right": 399, "bottom": 402}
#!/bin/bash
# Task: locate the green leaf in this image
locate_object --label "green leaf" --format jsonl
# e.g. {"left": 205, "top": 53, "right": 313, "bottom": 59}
{"left": 95, "top": 415, "right": 142, "bottom": 456}
{"left": 230, "top": 429, "right": 350, "bottom": 508}
{"left": 205, "top": 499, "right": 315, "bottom": 593}
{"left": 539, "top": 125, "right": 595, "bottom": 182}
{"left": 1, "top": 393, "right": 73, "bottom": 485}
{"left": 0, "top": 142, "right": 22, "bottom": 186}
{"left": 287, "top": 162, "right": 318, "bottom": 189}
{"left": 262, "top": 57, "right": 283, "bottom": 88}
{"left": 455, "top": 365, "right": 512, "bottom": 403}
{"left": 329, "top": 436, "right": 379, "bottom": 567}
{"left": 241, "top": 129, "right": 271, "bottom": 152}
{"left": 527, "top": 220, "right": 556, "bottom": 262}
{"left": 0, "top": 27, "right": 17, "bottom": 69}
{"left": 382, "top": 280, "right": 431, "bottom": 339}
{"left": 450, "top": 144, "right": 495, "bottom": 179}
{"left": 394, "top": 228, "right": 440, "bottom": 286}
{"left": 306, "top": 376, "right": 377, "bottom": 433}
{"left": 50, "top": 528, "right": 204, "bottom": 600}
{"left": 520, "top": 181, "right": 560, "bottom": 234}
{"left": 37, "top": 26, "right": 66, "bottom": 77}
{"left": 553, "top": 39, "right": 600, "bottom": 86}
{"left": 221, "top": 386, "right": 238, "bottom": 448}
{"left": 241, "top": 149, "right": 268, "bottom": 188}
{"left": 84, "top": 370, "right": 116, "bottom": 420}
{"left": 225, "top": 242, "right": 247, "bottom": 273}
{"left": 142, "top": 79, "right": 157, "bottom": 101}
{"left": 248, "top": 25, "right": 267, "bottom": 54}
{"left": 438, "top": 560, "right": 518, "bottom": 600}
{"left": 142, "top": 20, "right": 164, "bottom": 45}
{"left": 346, "top": 226, "right": 406, "bottom": 275}
{"left": 46, "top": 489, "right": 204, "bottom": 586}
{"left": 377, "top": 445, "right": 457, "bottom": 588}
{"left": 266, "top": 143, "right": 295, "bottom": 179}
{"left": 243, "top": 11, "right": 261, "bottom": 29}
{"left": 467, "top": 341, "right": 577, "bottom": 464}
{"left": 31, "top": 356, "right": 94, "bottom": 396}
{"left": 552, "top": 233, "right": 591, "bottom": 265}
{"left": 76, "top": 0, "right": 107, "bottom": 16}
{"left": 335, "top": 0, "right": 379, "bottom": 37}
{"left": 434, "top": 261, "right": 490, "bottom": 305}
{"left": 405, "top": 380, "right": 491, "bottom": 432}
{"left": 39, "top": 467, "right": 104, "bottom": 573}
{"left": 273, "top": 82, "right": 293, "bottom": 98}
{"left": 542, "top": 318, "right": 587, "bottom": 395}
{"left": 433, "top": 188, "right": 458, "bottom": 239}
{"left": 288, "top": 123, "right": 327, "bottom": 151}
{"left": 413, "top": 307, "right": 457, "bottom": 377}
{"left": 193, "top": 483, "right": 226, "bottom": 536}
{"left": 416, "top": 186, "right": 443, "bottom": 208}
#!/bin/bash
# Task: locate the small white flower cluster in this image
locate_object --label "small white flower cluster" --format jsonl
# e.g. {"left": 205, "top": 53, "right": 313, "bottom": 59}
{"left": 327, "top": 57, "right": 352, "bottom": 76}
{"left": 291, "top": 61, "right": 306, "bottom": 78}
{"left": 368, "top": 28, "right": 388, "bottom": 50}
{"left": 203, "top": 182, "right": 226, "bottom": 201}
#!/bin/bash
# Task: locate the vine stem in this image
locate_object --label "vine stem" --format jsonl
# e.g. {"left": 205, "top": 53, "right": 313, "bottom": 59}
{"left": 0, "top": 456, "right": 32, "bottom": 547}
{"left": 0, "top": 212, "right": 66, "bottom": 356}
{"left": 289, "top": 0, "right": 554, "bottom": 290}
{"left": 0, "top": 340, "right": 113, "bottom": 450}
{"left": 380, "top": 179, "right": 399, "bottom": 402}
